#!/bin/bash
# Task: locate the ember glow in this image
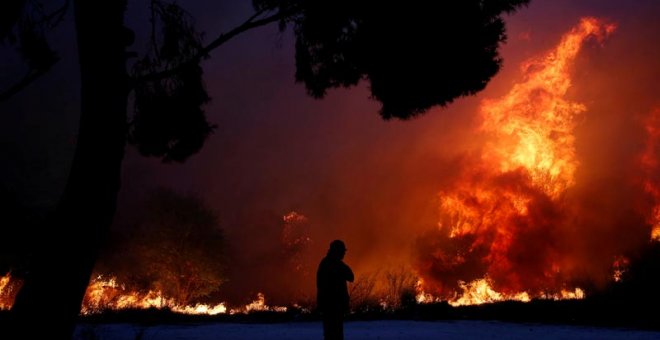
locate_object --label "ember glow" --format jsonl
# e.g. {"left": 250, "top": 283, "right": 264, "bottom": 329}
{"left": 80, "top": 275, "right": 227, "bottom": 315}
{"left": 480, "top": 18, "right": 615, "bottom": 200}
{"left": 0, "top": 273, "right": 20, "bottom": 310}
{"left": 2, "top": 273, "right": 293, "bottom": 315}
{"left": 2, "top": 14, "right": 658, "bottom": 314}
{"left": 237, "top": 292, "right": 288, "bottom": 314}
{"left": 80, "top": 275, "right": 290, "bottom": 315}
{"left": 446, "top": 279, "right": 586, "bottom": 307}
{"left": 415, "top": 18, "right": 627, "bottom": 302}
{"left": 640, "top": 108, "right": 660, "bottom": 241}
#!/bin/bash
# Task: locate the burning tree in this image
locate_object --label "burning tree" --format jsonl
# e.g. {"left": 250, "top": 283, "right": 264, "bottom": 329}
{"left": 1, "top": 0, "right": 530, "bottom": 336}
{"left": 221, "top": 210, "right": 314, "bottom": 306}
{"left": 416, "top": 18, "right": 617, "bottom": 301}
{"left": 95, "top": 188, "right": 225, "bottom": 307}
{"left": 415, "top": 17, "right": 660, "bottom": 304}
{"left": 281, "top": 212, "right": 313, "bottom": 275}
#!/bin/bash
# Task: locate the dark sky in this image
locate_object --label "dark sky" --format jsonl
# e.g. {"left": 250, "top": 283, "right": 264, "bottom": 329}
{"left": 1, "top": 0, "right": 659, "bottom": 301}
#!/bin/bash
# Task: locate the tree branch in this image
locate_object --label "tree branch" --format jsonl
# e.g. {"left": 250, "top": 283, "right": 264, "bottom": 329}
{"left": 200, "top": 8, "right": 272, "bottom": 56}
{"left": 0, "top": 68, "right": 51, "bottom": 102}
{"left": 0, "top": 1, "right": 67, "bottom": 102}
{"left": 149, "top": 0, "right": 160, "bottom": 60}
{"left": 133, "top": 8, "right": 289, "bottom": 84}
{"left": 38, "top": 0, "right": 70, "bottom": 29}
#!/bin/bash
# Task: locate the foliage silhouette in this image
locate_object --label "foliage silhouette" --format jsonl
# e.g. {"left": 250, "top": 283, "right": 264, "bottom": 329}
{"left": 95, "top": 188, "right": 225, "bottom": 306}
{"left": 0, "top": 0, "right": 529, "bottom": 338}
{"left": 284, "top": 0, "right": 530, "bottom": 119}
{"left": 615, "top": 241, "right": 660, "bottom": 304}
{"left": 129, "top": 2, "right": 214, "bottom": 162}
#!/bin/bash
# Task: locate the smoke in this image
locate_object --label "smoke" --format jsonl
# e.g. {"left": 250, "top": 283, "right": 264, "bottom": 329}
{"left": 414, "top": 16, "right": 659, "bottom": 299}
{"left": 103, "top": 2, "right": 659, "bottom": 306}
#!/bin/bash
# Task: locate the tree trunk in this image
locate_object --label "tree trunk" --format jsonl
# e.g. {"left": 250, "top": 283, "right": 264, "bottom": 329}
{"left": 9, "top": 1, "right": 129, "bottom": 338}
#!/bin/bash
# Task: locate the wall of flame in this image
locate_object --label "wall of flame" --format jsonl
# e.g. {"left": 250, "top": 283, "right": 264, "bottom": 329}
{"left": 414, "top": 17, "right": 659, "bottom": 303}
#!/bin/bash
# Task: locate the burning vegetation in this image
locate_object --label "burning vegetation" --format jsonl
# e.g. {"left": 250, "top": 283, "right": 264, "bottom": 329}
{"left": 640, "top": 108, "right": 660, "bottom": 241}
{"left": 1, "top": 18, "right": 659, "bottom": 318}
{"left": 415, "top": 17, "right": 659, "bottom": 305}
{"left": 92, "top": 188, "right": 226, "bottom": 308}
{"left": 0, "top": 272, "right": 21, "bottom": 310}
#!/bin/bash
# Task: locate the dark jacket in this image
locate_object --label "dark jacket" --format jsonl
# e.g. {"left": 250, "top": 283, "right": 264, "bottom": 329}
{"left": 316, "top": 255, "right": 354, "bottom": 313}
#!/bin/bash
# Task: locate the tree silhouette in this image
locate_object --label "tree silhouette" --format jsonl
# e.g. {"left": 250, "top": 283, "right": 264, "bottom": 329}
{"left": 0, "top": 0, "right": 529, "bottom": 338}
{"left": 616, "top": 242, "right": 660, "bottom": 304}
{"left": 0, "top": 186, "right": 34, "bottom": 277}
{"left": 96, "top": 188, "right": 225, "bottom": 306}
{"left": 287, "top": 0, "right": 530, "bottom": 119}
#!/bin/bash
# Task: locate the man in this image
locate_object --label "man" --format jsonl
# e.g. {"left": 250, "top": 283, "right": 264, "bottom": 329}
{"left": 316, "top": 239, "right": 354, "bottom": 340}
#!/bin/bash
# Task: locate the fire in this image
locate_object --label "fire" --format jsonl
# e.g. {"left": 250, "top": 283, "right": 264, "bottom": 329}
{"left": 414, "top": 279, "right": 439, "bottom": 304}
{"left": 2, "top": 210, "right": 305, "bottom": 315}
{"left": 2, "top": 273, "right": 289, "bottom": 315}
{"left": 415, "top": 276, "right": 585, "bottom": 307}
{"left": 611, "top": 256, "right": 630, "bottom": 283}
{"left": 0, "top": 273, "right": 21, "bottom": 310}
{"left": 447, "top": 279, "right": 585, "bottom": 307}
{"left": 649, "top": 219, "right": 659, "bottom": 243}
{"left": 80, "top": 275, "right": 291, "bottom": 315}
{"left": 479, "top": 17, "right": 615, "bottom": 200}
{"left": 81, "top": 275, "right": 227, "bottom": 315}
{"left": 640, "top": 108, "right": 660, "bottom": 241}
{"left": 417, "top": 18, "right": 617, "bottom": 301}
{"left": 1, "top": 17, "right": 655, "bottom": 315}
{"left": 281, "top": 211, "right": 313, "bottom": 272}
{"left": 231, "top": 292, "right": 287, "bottom": 314}
{"left": 450, "top": 278, "right": 531, "bottom": 306}
{"left": 0, "top": 273, "right": 11, "bottom": 309}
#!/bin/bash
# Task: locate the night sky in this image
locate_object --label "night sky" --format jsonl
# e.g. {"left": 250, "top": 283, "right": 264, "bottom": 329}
{"left": 1, "top": 0, "right": 659, "bottom": 303}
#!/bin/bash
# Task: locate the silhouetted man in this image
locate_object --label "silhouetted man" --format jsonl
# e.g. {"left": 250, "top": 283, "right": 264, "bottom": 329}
{"left": 317, "top": 239, "right": 354, "bottom": 340}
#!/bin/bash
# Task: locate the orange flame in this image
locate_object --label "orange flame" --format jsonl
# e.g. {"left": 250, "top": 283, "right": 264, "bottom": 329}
{"left": 80, "top": 275, "right": 289, "bottom": 315}
{"left": 0, "top": 273, "right": 21, "bottom": 310}
{"left": 81, "top": 275, "right": 227, "bottom": 315}
{"left": 418, "top": 18, "right": 617, "bottom": 302}
{"left": 230, "top": 292, "right": 287, "bottom": 314}
{"left": 3, "top": 273, "right": 289, "bottom": 315}
{"left": 479, "top": 17, "right": 616, "bottom": 201}
{"left": 447, "top": 278, "right": 585, "bottom": 307}
{"left": 639, "top": 108, "right": 660, "bottom": 241}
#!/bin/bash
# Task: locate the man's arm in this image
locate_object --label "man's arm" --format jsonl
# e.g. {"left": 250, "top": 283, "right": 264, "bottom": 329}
{"left": 343, "top": 262, "right": 354, "bottom": 282}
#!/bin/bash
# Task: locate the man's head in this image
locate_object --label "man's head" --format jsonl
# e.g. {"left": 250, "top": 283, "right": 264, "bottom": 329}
{"left": 328, "top": 239, "right": 347, "bottom": 259}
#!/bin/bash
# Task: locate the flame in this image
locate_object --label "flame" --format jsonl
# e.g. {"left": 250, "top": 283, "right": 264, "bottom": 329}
{"left": 652, "top": 225, "right": 660, "bottom": 242}
{"left": 415, "top": 279, "right": 439, "bottom": 304}
{"left": 447, "top": 278, "right": 585, "bottom": 306}
{"left": 281, "top": 211, "right": 313, "bottom": 272}
{"left": 415, "top": 276, "right": 585, "bottom": 306}
{"left": 417, "top": 18, "right": 617, "bottom": 301}
{"left": 172, "top": 302, "right": 227, "bottom": 315}
{"left": 230, "top": 292, "right": 287, "bottom": 314}
{"left": 2, "top": 215, "right": 301, "bottom": 315}
{"left": 80, "top": 275, "right": 289, "bottom": 315}
{"left": 0, "top": 273, "right": 21, "bottom": 310}
{"left": 81, "top": 275, "right": 227, "bottom": 315}
{"left": 611, "top": 256, "right": 630, "bottom": 282}
{"left": 3, "top": 274, "right": 289, "bottom": 315}
{"left": 0, "top": 273, "right": 11, "bottom": 309}
{"left": 478, "top": 17, "right": 615, "bottom": 201}
{"left": 640, "top": 108, "right": 660, "bottom": 241}
{"left": 449, "top": 278, "right": 530, "bottom": 306}
{"left": 1, "top": 17, "right": 655, "bottom": 313}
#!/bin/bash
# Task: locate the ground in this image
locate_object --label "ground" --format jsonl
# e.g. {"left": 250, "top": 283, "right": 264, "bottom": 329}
{"left": 74, "top": 320, "right": 660, "bottom": 339}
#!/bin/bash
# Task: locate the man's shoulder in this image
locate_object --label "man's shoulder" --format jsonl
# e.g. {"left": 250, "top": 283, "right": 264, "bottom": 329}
{"left": 318, "top": 256, "right": 342, "bottom": 268}
{"left": 318, "top": 256, "right": 331, "bottom": 268}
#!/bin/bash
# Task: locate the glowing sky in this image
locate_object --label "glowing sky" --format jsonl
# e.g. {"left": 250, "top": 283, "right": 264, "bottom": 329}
{"left": 1, "top": 0, "right": 658, "bottom": 303}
